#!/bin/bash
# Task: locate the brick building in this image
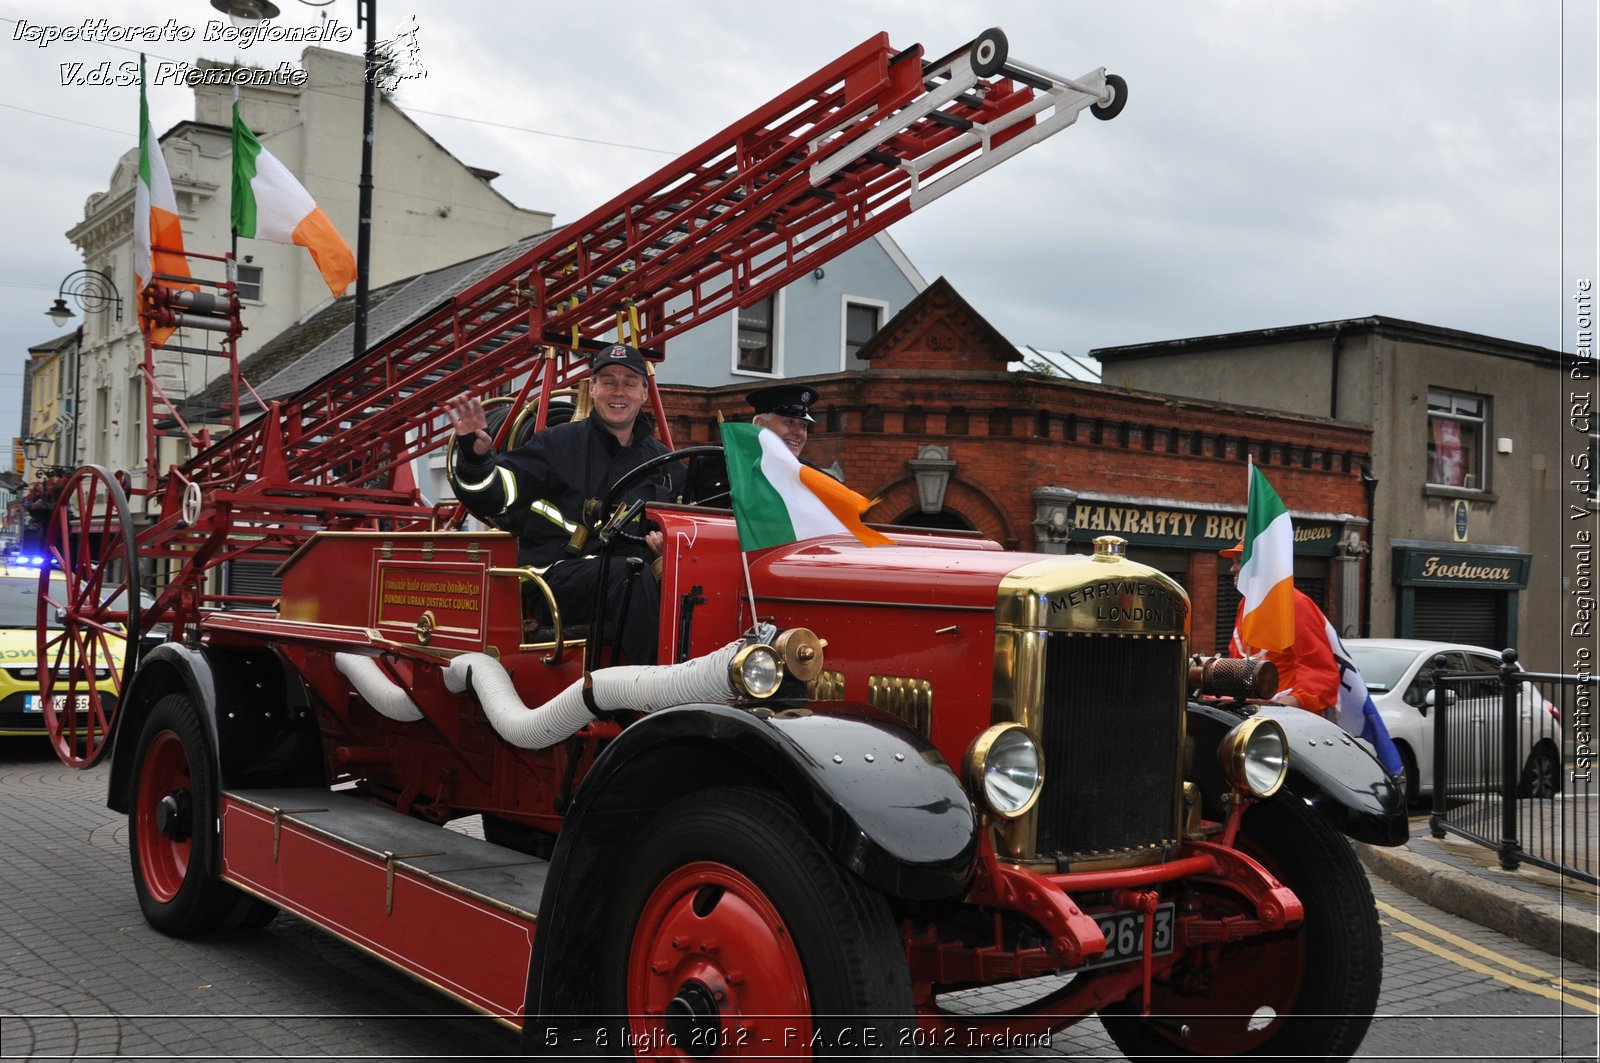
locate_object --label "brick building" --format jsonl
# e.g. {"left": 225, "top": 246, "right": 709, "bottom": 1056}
{"left": 659, "top": 279, "right": 1374, "bottom": 653}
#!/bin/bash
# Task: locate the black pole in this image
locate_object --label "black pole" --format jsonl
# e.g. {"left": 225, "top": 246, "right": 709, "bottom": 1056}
{"left": 354, "top": 0, "right": 376, "bottom": 361}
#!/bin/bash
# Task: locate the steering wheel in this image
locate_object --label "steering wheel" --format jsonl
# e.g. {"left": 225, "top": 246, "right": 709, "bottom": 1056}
{"left": 595, "top": 445, "right": 728, "bottom": 530}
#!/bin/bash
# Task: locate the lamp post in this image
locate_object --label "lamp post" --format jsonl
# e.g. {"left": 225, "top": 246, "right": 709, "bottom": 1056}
{"left": 45, "top": 268, "right": 123, "bottom": 327}
{"left": 211, "top": 0, "right": 375, "bottom": 362}
{"left": 44, "top": 269, "right": 122, "bottom": 471}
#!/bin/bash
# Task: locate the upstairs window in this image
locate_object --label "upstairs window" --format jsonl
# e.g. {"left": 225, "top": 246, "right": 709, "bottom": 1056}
{"left": 736, "top": 295, "right": 776, "bottom": 374}
{"left": 845, "top": 300, "right": 883, "bottom": 360}
{"left": 236, "top": 264, "right": 264, "bottom": 302}
{"left": 1427, "top": 388, "right": 1487, "bottom": 490}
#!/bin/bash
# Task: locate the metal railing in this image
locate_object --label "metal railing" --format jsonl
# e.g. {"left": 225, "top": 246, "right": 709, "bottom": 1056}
{"left": 1430, "top": 649, "right": 1596, "bottom": 885}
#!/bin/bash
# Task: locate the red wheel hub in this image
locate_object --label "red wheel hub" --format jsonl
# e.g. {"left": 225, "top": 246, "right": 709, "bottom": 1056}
{"left": 134, "top": 730, "right": 193, "bottom": 903}
{"left": 627, "top": 861, "right": 812, "bottom": 1058}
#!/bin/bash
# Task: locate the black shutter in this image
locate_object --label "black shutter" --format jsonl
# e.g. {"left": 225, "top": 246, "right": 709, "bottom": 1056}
{"left": 1412, "top": 588, "right": 1499, "bottom": 646}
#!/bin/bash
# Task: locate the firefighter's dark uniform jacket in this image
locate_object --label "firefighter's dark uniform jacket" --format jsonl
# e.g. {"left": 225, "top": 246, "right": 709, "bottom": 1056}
{"left": 451, "top": 410, "right": 674, "bottom": 568}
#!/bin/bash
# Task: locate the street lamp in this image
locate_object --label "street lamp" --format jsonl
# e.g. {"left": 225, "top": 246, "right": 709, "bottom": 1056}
{"left": 22, "top": 436, "right": 54, "bottom": 467}
{"left": 211, "top": 0, "right": 376, "bottom": 362}
{"left": 45, "top": 268, "right": 123, "bottom": 327}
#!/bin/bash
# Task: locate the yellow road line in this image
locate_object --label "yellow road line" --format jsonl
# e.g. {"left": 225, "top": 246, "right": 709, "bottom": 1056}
{"left": 1378, "top": 899, "right": 1600, "bottom": 999}
{"left": 1393, "top": 931, "right": 1600, "bottom": 1014}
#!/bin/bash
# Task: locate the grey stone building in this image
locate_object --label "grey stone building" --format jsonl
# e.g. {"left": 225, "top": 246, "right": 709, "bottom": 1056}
{"left": 1096, "top": 316, "right": 1585, "bottom": 672}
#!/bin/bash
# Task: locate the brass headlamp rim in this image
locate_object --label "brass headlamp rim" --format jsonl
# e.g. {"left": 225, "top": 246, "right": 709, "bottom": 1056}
{"left": 963, "top": 722, "right": 1045, "bottom": 820}
{"left": 1217, "top": 715, "right": 1288, "bottom": 799}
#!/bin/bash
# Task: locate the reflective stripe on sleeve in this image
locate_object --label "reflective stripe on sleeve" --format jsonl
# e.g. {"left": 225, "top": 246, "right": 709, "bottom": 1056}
{"left": 528, "top": 498, "right": 577, "bottom": 533}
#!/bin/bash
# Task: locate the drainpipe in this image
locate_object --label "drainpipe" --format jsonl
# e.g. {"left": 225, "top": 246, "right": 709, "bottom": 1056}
{"left": 1329, "top": 323, "right": 1345, "bottom": 420}
{"left": 1360, "top": 460, "right": 1378, "bottom": 637}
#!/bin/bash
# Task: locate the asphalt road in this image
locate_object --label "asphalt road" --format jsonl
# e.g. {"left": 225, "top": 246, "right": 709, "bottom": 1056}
{"left": 1, "top": 737, "right": 1596, "bottom": 1061}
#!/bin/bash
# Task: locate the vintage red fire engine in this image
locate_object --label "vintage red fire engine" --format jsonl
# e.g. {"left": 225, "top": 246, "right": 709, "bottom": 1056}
{"left": 37, "top": 27, "right": 1405, "bottom": 1060}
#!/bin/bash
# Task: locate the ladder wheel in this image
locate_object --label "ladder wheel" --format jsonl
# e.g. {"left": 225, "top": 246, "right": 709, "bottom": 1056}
{"left": 37, "top": 465, "right": 141, "bottom": 769}
{"left": 1092, "top": 73, "right": 1129, "bottom": 121}
{"left": 971, "top": 27, "right": 1009, "bottom": 77}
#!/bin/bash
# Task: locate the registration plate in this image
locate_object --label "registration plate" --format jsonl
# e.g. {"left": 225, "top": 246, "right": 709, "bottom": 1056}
{"left": 23, "top": 694, "right": 91, "bottom": 714}
{"left": 1086, "top": 902, "right": 1176, "bottom": 968}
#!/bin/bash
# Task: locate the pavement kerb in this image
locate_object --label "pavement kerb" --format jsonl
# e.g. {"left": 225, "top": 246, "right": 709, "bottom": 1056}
{"left": 1356, "top": 841, "right": 1600, "bottom": 970}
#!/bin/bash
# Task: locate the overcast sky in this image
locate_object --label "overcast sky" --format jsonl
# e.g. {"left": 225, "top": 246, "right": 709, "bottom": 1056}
{"left": 0, "top": 0, "right": 1595, "bottom": 453}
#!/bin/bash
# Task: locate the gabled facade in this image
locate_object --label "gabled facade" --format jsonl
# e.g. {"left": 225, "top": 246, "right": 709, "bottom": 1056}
{"left": 59, "top": 47, "right": 552, "bottom": 493}
{"left": 659, "top": 280, "right": 1373, "bottom": 655}
{"left": 656, "top": 233, "right": 924, "bottom": 387}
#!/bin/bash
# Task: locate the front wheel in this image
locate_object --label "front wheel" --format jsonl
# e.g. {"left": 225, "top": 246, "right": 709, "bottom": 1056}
{"left": 1099, "top": 796, "right": 1381, "bottom": 1060}
{"left": 602, "top": 786, "right": 912, "bottom": 1057}
{"left": 129, "top": 693, "right": 277, "bottom": 937}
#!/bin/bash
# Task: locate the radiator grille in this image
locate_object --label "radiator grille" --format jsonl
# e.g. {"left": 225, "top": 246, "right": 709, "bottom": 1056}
{"left": 1033, "top": 633, "right": 1184, "bottom": 861}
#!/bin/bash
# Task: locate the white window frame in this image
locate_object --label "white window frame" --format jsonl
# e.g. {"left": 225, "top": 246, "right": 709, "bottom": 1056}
{"left": 236, "top": 264, "right": 264, "bottom": 303}
{"left": 730, "top": 290, "right": 784, "bottom": 378}
{"left": 840, "top": 296, "right": 888, "bottom": 370}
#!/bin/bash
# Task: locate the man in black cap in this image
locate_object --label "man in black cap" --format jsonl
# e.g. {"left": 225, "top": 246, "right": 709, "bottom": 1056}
{"left": 747, "top": 383, "right": 819, "bottom": 459}
{"left": 444, "top": 343, "right": 676, "bottom": 664}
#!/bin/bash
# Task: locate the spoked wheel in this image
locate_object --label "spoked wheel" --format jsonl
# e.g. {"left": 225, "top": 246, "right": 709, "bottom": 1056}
{"left": 37, "top": 465, "right": 140, "bottom": 769}
{"left": 1098, "top": 796, "right": 1381, "bottom": 1060}
{"left": 130, "top": 693, "right": 277, "bottom": 936}
{"left": 603, "top": 787, "right": 913, "bottom": 1057}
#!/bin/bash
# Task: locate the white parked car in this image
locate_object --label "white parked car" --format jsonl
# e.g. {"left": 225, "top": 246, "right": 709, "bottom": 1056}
{"left": 1344, "top": 639, "right": 1563, "bottom": 805}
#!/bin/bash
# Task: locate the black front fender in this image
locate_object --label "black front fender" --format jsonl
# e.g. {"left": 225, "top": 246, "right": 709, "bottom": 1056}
{"left": 573, "top": 701, "right": 977, "bottom": 899}
{"left": 1187, "top": 701, "right": 1409, "bottom": 846}
{"left": 525, "top": 701, "right": 976, "bottom": 1035}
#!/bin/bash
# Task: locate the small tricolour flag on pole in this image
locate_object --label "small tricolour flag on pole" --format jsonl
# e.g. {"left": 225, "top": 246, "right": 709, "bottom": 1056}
{"left": 719, "top": 421, "right": 891, "bottom": 551}
{"left": 134, "top": 54, "right": 192, "bottom": 346}
{"left": 1234, "top": 462, "right": 1295, "bottom": 652}
{"left": 231, "top": 99, "right": 356, "bottom": 297}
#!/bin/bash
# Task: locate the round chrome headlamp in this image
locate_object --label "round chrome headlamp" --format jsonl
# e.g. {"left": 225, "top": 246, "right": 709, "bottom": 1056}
{"left": 728, "top": 643, "right": 784, "bottom": 699}
{"left": 1217, "top": 716, "right": 1288, "bottom": 798}
{"left": 963, "top": 723, "right": 1044, "bottom": 819}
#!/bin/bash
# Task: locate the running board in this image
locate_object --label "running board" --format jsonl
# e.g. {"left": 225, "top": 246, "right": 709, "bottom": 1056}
{"left": 221, "top": 788, "right": 546, "bottom": 1027}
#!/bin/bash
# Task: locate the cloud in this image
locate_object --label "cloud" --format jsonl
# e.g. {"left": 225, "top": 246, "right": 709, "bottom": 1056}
{"left": 0, "top": 0, "right": 1591, "bottom": 453}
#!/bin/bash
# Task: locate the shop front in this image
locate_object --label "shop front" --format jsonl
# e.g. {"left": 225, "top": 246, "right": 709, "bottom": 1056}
{"left": 1045, "top": 491, "right": 1366, "bottom": 654}
{"left": 1390, "top": 540, "right": 1531, "bottom": 650}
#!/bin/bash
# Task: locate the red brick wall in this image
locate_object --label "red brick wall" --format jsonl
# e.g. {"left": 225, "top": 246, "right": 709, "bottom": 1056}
{"left": 656, "top": 279, "right": 1371, "bottom": 652}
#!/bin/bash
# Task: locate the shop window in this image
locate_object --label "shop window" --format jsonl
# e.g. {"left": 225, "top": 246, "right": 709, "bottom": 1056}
{"left": 1427, "top": 388, "right": 1487, "bottom": 489}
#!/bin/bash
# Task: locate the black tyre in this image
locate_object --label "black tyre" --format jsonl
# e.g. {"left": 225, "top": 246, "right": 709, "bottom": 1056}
{"left": 1099, "top": 796, "right": 1381, "bottom": 1060}
{"left": 1092, "top": 73, "right": 1129, "bottom": 121}
{"left": 129, "top": 694, "right": 277, "bottom": 937}
{"left": 971, "top": 27, "right": 1009, "bottom": 77}
{"left": 1519, "top": 740, "right": 1561, "bottom": 799}
{"left": 601, "top": 786, "right": 912, "bottom": 1057}
{"left": 1397, "top": 742, "right": 1420, "bottom": 807}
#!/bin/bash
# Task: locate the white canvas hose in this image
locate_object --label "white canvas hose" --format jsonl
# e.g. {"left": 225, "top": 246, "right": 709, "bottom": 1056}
{"left": 443, "top": 639, "right": 745, "bottom": 749}
{"left": 334, "top": 652, "right": 425, "bottom": 722}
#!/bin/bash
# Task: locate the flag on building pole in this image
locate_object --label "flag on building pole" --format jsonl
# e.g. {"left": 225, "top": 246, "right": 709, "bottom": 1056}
{"left": 134, "top": 54, "right": 192, "bottom": 346}
{"left": 1320, "top": 615, "right": 1405, "bottom": 777}
{"left": 1234, "top": 460, "right": 1296, "bottom": 652}
{"left": 231, "top": 99, "right": 357, "bottom": 297}
{"left": 719, "top": 422, "right": 891, "bottom": 551}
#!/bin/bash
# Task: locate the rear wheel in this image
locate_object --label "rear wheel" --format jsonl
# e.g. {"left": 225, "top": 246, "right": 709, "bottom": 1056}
{"left": 1519, "top": 741, "right": 1561, "bottom": 799}
{"left": 602, "top": 786, "right": 912, "bottom": 1057}
{"left": 1099, "top": 796, "right": 1381, "bottom": 1060}
{"left": 129, "top": 693, "right": 276, "bottom": 936}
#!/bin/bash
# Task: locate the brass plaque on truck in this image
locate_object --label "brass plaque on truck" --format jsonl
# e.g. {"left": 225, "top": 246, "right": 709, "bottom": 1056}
{"left": 374, "top": 560, "right": 489, "bottom": 649}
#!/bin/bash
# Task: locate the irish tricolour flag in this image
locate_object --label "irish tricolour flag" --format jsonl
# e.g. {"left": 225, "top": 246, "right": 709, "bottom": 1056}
{"left": 231, "top": 99, "right": 356, "bottom": 297}
{"left": 719, "top": 422, "right": 891, "bottom": 551}
{"left": 134, "top": 55, "right": 192, "bottom": 345}
{"left": 1235, "top": 463, "right": 1295, "bottom": 652}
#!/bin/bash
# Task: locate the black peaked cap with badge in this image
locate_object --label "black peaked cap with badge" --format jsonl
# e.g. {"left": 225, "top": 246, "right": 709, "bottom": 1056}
{"left": 591, "top": 343, "right": 649, "bottom": 377}
{"left": 747, "top": 383, "right": 818, "bottom": 423}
